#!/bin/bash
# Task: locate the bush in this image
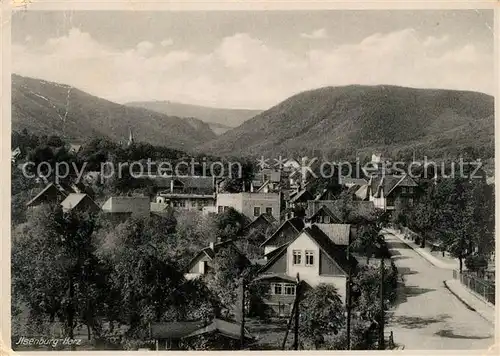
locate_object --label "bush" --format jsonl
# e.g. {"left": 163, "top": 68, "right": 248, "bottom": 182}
{"left": 465, "top": 254, "right": 488, "bottom": 273}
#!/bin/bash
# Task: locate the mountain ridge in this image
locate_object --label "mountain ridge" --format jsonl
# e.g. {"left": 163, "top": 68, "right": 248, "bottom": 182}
{"left": 198, "top": 84, "right": 494, "bottom": 159}
{"left": 11, "top": 74, "right": 217, "bottom": 150}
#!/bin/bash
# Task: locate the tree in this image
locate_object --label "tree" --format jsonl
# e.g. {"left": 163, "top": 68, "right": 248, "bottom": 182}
{"left": 351, "top": 264, "right": 397, "bottom": 322}
{"left": 204, "top": 244, "right": 249, "bottom": 318}
{"left": 214, "top": 207, "right": 247, "bottom": 241}
{"left": 100, "top": 215, "right": 186, "bottom": 339}
{"left": 12, "top": 205, "right": 107, "bottom": 342}
{"left": 299, "top": 284, "right": 345, "bottom": 349}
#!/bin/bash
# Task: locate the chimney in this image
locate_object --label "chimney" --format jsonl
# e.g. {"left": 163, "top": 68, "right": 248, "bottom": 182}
{"left": 209, "top": 242, "right": 215, "bottom": 250}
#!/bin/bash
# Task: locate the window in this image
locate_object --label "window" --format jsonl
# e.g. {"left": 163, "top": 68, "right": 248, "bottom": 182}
{"left": 408, "top": 198, "right": 414, "bottom": 205}
{"left": 254, "top": 207, "right": 261, "bottom": 217}
{"left": 293, "top": 250, "right": 302, "bottom": 265}
{"left": 305, "top": 251, "right": 314, "bottom": 266}
{"left": 324, "top": 216, "right": 330, "bottom": 223}
{"left": 408, "top": 187, "right": 414, "bottom": 194}
{"left": 272, "top": 283, "right": 296, "bottom": 296}
{"left": 284, "top": 283, "right": 296, "bottom": 296}
{"left": 266, "top": 207, "right": 273, "bottom": 216}
{"left": 218, "top": 206, "right": 224, "bottom": 213}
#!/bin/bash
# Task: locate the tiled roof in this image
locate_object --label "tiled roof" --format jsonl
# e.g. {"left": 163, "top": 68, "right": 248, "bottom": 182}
{"left": 315, "top": 223, "right": 351, "bottom": 246}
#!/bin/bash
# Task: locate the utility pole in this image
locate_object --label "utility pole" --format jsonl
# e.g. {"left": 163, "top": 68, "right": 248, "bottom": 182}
{"left": 240, "top": 280, "right": 246, "bottom": 349}
{"left": 293, "top": 280, "right": 301, "bottom": 350}
{"left": 282, "top": 274, "right": 301, "bottom": 350}
{"left": 346, "top": 246, "right": 352, "bottom": 350}
{"left": 378, "top": 256, "right": 385, "bottom": 350}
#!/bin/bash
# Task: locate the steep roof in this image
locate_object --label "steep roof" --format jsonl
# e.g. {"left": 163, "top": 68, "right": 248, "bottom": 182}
{"left": 185, "top": 239, "right": 248, "bottom": 272}
{"left": 370, "top": 174, "right": 418, "bottom": 198}
{"left": 244, "top": 213, "right": 276, "bottom": 230}
{"left": 26, "top": 183, "right": 68, "bottom": 207}
{"left": 354, "top": 185, "right": 369, "bottom": 201}
{"left": 302, "top": 225, "right": 356, "bottom": 274}
{"left": 60, "top": 193, "right": 98, "bottom": 212}
{"left": 258, "top": 224, "right": 357, "bottom": 276}
{"left": 260, "top": 217, "right": 304, "bottom": 247}
{"left": 289, "top": 189, "right": 314, "bottom": 203}
{"left": 308, "top": 205, "right": 342, "bottom": 223}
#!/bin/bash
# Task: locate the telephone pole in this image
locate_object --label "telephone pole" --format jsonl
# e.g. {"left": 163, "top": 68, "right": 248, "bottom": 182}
{"left": 378, "top": 256, "right": 385, "bottom": 350}
{"left": 240, "top": 280, "right": 246, "bottom": 349}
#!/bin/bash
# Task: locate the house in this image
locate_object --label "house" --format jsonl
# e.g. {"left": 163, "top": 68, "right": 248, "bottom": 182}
{"left": 184, "top": 240, "right": 250, "bottom": 280}
{"left": 216, "top": 192, "right": 281, "bottom": 223}
{"left": 60, "top": 193, "right": 100, "bottom": 213}
{"left": 101, "top": 196, "right": 150, "bottom": 221}
{"left": 287, "top": 189, "right": 314, "bottom": 208}
{"left": 149, "top": 320, "right": 206, "bottom": 350}
{"left": 368, "top": 174, "right": 418, "bottom": 211}
{"left": 153, "top": 176, "right": 216, "bottom": 210}
{"left": 340, "top": 177, "right": 368, "bottom": 188}
{"left": 314, "top": 188, "right": 339, "bottom": 201}
{"left": 250, "top": 169, "right": 281, "bottom": 193}
{"left": 307, "top": 200, "right": 376, "bottom": 223}
{"left": 256, "top": 224, "right": 357, "bottom": 315}
{"left": 260, "top": 217, "right": 305, "bottom": 256}
{"left": 67, "top": 143, "right": 82, "bottom": 155}
{"left": 307, "top": 205, "right": 342, "bottom": 224}
{"left": 26, "top": 182, "right": 69, "bottom": 208}
{"left": 150, "top": 319, "right": 252, "bottom": 350}
{"left": 243, "top": 213, "right": 276, "bottom": 238}
{"left": 183, "top": 318, "right": 253, "bottom": 348}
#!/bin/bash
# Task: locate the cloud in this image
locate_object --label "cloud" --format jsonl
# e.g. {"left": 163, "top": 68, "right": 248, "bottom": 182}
{"left": 161, "top": 39, "right": 174, "bottom": 47}
{"left": 300, "top": 28, "right": 328, "bottom": 39}
{"left": 12, "top": 27, "right": 493, "bottom": 109}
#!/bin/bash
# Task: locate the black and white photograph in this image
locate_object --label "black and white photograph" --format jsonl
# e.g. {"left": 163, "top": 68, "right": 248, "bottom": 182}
{"left": 3, "top": 2, "right": 497, "bottom": 352}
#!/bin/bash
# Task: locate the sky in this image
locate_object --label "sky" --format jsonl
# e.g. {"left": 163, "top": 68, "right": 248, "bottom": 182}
{"left": 12, "top": 10, "right": 494, "bottom": 109}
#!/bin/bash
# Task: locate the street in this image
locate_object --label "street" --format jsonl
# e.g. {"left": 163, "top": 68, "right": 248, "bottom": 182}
{"left": 384, "top": 232, "right": 495, "bottom": 350}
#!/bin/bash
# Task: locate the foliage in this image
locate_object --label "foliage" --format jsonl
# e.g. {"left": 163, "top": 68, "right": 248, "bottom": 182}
{"left": 204, "top": 244, "right": 249, "bottom": 318}
{"left": 12, "top": 204, "right": 107, "bottom": 339}
{"left": 351, "top": 263, "right": 398, "bottom": 322}
{"left": 100, "top": 215, "right": 186, "bottom": 337}
{"left": 299, "top": 283, "right": 345, "bottom": 347}
{"left": 214, "top": 207, "right": 247, "bottom": 241}
{"left": 464, "top": 254, "right": 489, "bottom": 274}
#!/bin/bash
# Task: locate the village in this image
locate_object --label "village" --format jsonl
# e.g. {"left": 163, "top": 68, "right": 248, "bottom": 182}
{"left": 10, "top": 129, "right": 495, "bottom": 351}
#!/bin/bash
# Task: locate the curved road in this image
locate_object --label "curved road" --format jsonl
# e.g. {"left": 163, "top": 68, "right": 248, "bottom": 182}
{"left": 384, "top": 232, "right": 495, "bottom": 350}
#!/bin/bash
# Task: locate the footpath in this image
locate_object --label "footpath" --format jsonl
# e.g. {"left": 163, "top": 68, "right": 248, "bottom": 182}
{"left": 384, "top": 228, "right": 495, "bottom": 326}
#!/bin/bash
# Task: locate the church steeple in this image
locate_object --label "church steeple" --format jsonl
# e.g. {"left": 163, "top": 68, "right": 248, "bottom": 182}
{"left": 127, "top": 127, "right": 134, "bottom": 147}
